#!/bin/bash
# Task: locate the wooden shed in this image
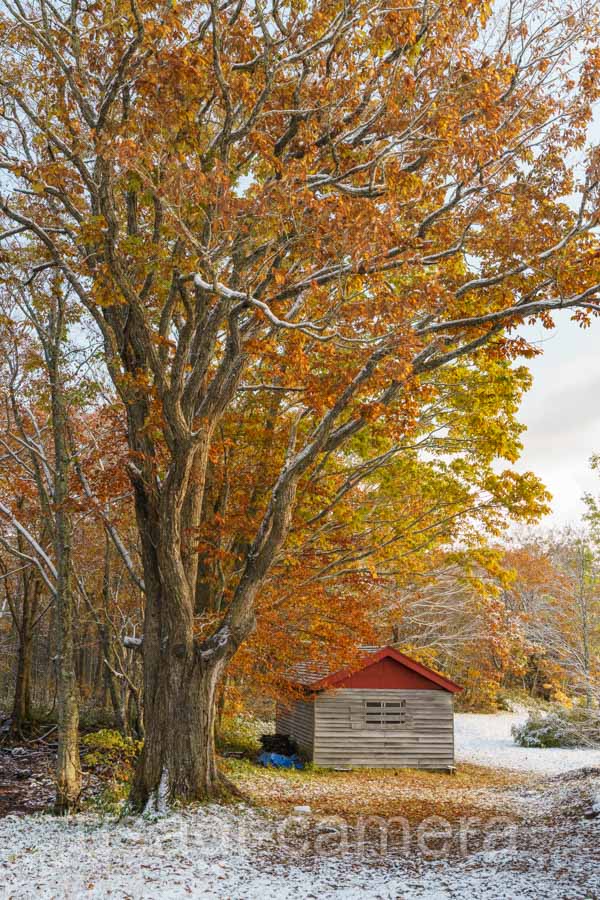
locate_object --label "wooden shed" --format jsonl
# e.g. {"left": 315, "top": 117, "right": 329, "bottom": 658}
{"left": 276, "top": 646, "right": 462, "bottom": 770}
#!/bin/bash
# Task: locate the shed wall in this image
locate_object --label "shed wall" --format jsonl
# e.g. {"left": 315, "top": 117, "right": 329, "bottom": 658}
{"left": 313, "top": 689, "right": 454, "bottom": 769}
{"left": 276, "top": 699, "right": 315, "bottom": 759}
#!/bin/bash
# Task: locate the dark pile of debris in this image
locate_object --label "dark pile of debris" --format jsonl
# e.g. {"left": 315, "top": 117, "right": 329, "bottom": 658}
{"left": 259, "top": 733, "right": 298, "bottom": 755}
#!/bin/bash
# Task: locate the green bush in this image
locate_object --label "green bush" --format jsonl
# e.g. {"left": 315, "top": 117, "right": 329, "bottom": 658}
{"left": 82, "top": 729, "right": 142, "bottom": 783}
{"left": 216, "top": 714, "right": 273, "bottom": 758}
{"left": 512, "top": 706, "right": 600, "bottom": 749}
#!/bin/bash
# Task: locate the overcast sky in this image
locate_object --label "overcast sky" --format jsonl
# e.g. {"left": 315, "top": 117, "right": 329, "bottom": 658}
{"left": 510, "top": 313, "right": 600, "bottom": 526}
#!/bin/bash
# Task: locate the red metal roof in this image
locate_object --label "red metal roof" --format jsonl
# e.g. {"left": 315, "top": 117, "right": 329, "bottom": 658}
{"left": 295, "top": 646, "right": 462, "bottom": 694}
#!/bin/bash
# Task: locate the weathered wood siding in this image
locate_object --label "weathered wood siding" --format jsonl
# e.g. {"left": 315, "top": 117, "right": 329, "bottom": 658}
{"left": 313, "top": 689, "right": 454, "bottom": 769}
{"left": 276, "top": 700, "right": 315, "bottom": 759}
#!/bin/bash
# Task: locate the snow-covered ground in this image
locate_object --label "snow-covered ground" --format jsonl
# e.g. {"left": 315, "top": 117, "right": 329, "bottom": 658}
{"left": 455, "top": 711, "right": 600, "bottom": 775}
{"left": 0, "top": 781, "right": 598, "bottom": 900}
{"left": 0, "top": 713, "right": 598, "bottom": 899}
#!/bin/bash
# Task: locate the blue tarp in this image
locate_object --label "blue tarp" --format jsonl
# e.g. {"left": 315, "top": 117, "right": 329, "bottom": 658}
{"left": 257, "top": 751, "right": 304, "bottom": 770}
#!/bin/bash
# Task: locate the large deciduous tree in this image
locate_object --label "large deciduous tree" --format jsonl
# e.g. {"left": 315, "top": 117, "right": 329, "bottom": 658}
{"left": 0, "top": 0, "right": 599, "bottom": 807}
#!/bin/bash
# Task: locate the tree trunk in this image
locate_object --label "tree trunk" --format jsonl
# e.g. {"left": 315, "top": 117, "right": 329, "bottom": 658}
{"left": 55, "top": 594, "right": 81, "bottom": 814}
{"left": 9, "top": 519, "right": 41, "bottom": 737}
{"left": 126, "top": 682, "right": 144, "bottom": 740}
{"left": 99, "top": 623, "right": 126, "bottom": 731}
{"left": 54, "top": 502, "right": 81, "bottom": 812}
{"left": 215, "top": 675, "right": 228, "bottom": 743}
{"left": 100, "top": 537, "right": 127, "bottom": 730}
{"left": 130, "top": 636, "right": 225, "bottom": 810}
{"left": 10, "top": 578, "right": 39, "bottom": 736}
{"left": 51, "top": 310, "right": 82, "bottom": 814}
{"left": 127, "top": 430, "right": 234, "bottom": 809}
{"left": 11, "top": 624, "right": 33, "bottom": 734}
{"left": 127, "top": 417, "right": 292, "bottom": 809}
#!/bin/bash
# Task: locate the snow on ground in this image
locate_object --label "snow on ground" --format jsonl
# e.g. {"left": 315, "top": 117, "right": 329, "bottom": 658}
{"left": 455, "top": 711, "right": 600, "bottom": 774}
{"left": 0, "top": 714, "right": 599, "bottom": 899}
{"left": 0, "top": 784, "right": 598, "bottom": 900}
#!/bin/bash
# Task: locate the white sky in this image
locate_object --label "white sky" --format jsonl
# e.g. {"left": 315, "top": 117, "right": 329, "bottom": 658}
{"left": 511, "top": 313, "right": 600, "bottom": 525}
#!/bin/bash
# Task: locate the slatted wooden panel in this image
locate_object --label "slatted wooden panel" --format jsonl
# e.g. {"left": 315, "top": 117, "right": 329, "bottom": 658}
{"left": 275, "top": 699, "right": 315, "bottom": 759}
{"left": 313, "top": 689, "right": 454, "bottom": 769}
